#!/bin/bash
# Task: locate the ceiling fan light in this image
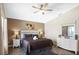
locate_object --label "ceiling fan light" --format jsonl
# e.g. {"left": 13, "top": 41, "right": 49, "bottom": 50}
{"left": 32, "top": 3, "right": 53, "bottom": 15}
{"left": 42, "top": 12, "right": 45, "bottom": 15}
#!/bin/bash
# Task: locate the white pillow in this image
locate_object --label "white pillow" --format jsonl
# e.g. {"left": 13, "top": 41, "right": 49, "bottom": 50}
{"left": 33, "top": 36, "right": 38, "bottom": 40}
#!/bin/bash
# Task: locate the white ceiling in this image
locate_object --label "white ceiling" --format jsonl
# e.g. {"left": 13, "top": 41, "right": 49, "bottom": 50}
{"left": 4, "top": 3, "right": 79, "bottom": 23}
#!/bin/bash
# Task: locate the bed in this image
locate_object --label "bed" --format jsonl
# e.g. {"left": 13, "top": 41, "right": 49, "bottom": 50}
{"left": 20, "top": 30, "right": 53, "bottom": 54}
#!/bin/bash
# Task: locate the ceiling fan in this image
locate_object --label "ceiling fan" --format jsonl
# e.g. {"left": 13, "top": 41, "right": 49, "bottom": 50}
{"left": 32, "top": 3, "right": 53, "bottom": 15}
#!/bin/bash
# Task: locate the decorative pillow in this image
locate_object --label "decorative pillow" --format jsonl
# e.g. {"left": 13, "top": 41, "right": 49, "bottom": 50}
{"left": 33, "top": 36, "right": 38, "bottom": 40}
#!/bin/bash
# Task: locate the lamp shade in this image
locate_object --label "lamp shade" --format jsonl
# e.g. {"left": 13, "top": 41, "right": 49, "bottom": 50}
{"left": 14, "top": 31, "right": 19, "bottom": 39}
{"left": 15, "top": 31, "right": 19, "bottom": 35}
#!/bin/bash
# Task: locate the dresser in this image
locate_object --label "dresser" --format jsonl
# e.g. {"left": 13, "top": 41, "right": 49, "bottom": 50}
{"left": 57, "top": 37, "right": 78, "bottom": 54}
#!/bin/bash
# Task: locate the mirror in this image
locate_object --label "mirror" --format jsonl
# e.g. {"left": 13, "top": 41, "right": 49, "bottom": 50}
{"left": 62, "top": 25, "right": 75, "bottom": 39}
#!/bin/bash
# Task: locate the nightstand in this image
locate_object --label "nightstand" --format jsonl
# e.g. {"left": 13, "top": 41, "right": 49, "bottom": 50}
{"left": 13, "top": 39, "right": 20, "bottom": 48}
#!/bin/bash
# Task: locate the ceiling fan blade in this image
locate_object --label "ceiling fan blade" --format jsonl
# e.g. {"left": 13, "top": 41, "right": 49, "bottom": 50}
{"left": 32, "top": 6, "right": 40, "bottom": 9}
{"left": 42, "top": 12, "right": 45, "bottom": 15}
{"left": 47, "top": 9, "right": 53, "bottom": 11}
{"left": 44, "top": 3, "right": 48, "bottom": 8}
{"left": 34, "top": 10, "right": 40, "bottom": 13}
{"left": 43, "top": 8, "right": 52, "bottom": 11}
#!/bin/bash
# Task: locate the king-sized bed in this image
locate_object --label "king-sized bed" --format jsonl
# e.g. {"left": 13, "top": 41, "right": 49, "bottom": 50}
{"left": 20, "top": 31, "right": 53, "bottom": 54}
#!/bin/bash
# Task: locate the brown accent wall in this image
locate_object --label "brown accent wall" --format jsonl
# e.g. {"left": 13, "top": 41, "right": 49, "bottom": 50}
{"left": 7, "top": 18, "right": 44, "bottom": 45}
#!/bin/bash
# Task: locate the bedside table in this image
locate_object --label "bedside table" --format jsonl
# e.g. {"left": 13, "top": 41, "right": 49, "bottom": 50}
{"left": 13, "top": 39, "right": 20, "bottom": 48}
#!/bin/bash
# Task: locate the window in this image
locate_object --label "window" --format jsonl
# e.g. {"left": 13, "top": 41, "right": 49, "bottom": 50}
{"left": 62, "top": 25, "right": 75, "bottom": 39}
{"left": 68, "top": 25, "right": 75, "bottom": 39}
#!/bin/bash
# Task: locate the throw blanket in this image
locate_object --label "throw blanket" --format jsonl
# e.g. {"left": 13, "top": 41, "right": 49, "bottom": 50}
{"left": 22, "top": 39, "right": 30, "bottom": 54}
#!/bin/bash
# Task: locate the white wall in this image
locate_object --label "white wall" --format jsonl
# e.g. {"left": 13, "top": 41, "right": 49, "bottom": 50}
{"left": 75, "top": 10, "right": 79, "bottom": 51}
{"left": 75, "top": 16, "right": 79, "bottom": 37}
{"left": 45, "top": 6, "right": 79, "bottom": 42}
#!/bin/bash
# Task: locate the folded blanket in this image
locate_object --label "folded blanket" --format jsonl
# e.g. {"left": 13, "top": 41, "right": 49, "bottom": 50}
{"left": 22, "top": 39, "right": 30, "bottom": 54}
